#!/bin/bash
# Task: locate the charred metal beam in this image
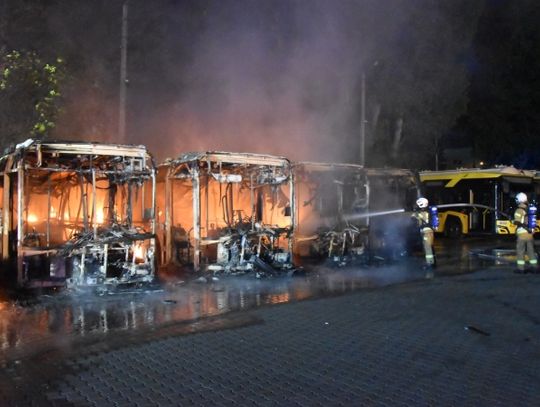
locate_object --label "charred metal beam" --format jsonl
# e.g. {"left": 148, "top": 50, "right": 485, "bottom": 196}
{"left": 192, "top": 165, "right": 201, "bottom": 271}
{"left": 17, "top": 160, "right": 24, "bottom": 284}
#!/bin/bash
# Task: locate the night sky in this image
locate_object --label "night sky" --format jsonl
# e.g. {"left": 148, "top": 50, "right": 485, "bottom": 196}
{"left": 1, "top": 0, "right": 539, "bottom": 169}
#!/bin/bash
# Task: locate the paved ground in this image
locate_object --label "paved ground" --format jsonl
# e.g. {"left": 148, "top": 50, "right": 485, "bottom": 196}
{"left": 1, "top": 259, "right": 539, "bottom": 406}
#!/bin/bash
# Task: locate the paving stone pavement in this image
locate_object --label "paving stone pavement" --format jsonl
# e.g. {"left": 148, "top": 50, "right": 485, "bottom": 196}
{"left": 3, "top": 268, "right": 540, "bottom": 406}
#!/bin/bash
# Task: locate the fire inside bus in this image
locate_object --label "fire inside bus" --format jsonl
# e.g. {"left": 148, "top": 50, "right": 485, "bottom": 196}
{"left": 420, "top": 166, "right": 540, "bottom": 237}
{"left": 0, "top": 139, "right": 157, "bottom": 288}
{"left": 292, "top": 163, "right": 421, "bottom": 265}
{"left": 156, "top": 152, "right": 294, "bottom": 274}
{"left": 292, "top": 162, "right": 369, "bottom": 266}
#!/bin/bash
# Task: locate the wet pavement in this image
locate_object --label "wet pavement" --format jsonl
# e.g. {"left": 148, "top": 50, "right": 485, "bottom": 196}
{"left": 0, "top": 262, "right": 424, "bottom": 357}
{"left": 0, "top": 237, "right": 502, "bottom": 355}
{"left": 1, "top": 236, "right": 536, "bottom": 406}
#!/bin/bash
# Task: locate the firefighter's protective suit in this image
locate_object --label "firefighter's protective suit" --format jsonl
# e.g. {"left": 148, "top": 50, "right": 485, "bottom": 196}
{"left": 412, "top": 198, "right": 435, "bottom": 267}
{"left": 513, "top": 195, "right": 537, "bottom": 272}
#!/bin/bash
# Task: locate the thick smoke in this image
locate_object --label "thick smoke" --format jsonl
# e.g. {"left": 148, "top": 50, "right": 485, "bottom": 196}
{"left": 44, "top": 0, "right": 466, "bottom": 165}
{"left": 145, "top": 0, "right": 397, "bottom": 162}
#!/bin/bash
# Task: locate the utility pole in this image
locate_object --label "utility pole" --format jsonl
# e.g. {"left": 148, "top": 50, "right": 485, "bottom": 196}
{"left": 359, "top": 72, "right": 366, "bottom": 166}
{"left": 118, "top": 0, "right": 129, "bottom": 144}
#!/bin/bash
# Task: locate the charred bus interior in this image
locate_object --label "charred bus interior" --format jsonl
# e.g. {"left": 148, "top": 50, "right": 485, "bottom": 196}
{"left": 0, "top": 140, "right": 423, "bottom": 289}
{"left": 293, "top": 162, "right": 370, "bottom": 266}
{"left": 157, "top": 152, "right": 294, "bottom": 275}
{"left": 0, "top": 140, "right": 156, "bottom": 288}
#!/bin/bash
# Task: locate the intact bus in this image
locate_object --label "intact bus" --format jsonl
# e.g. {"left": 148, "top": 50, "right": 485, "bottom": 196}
{"left": 420, "top": 166, "right": 540, "bottom": 237}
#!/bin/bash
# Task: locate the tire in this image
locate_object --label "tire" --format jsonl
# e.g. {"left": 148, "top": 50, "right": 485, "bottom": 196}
{"left": 445, "top": 217, "right": 463, "bottom": 238}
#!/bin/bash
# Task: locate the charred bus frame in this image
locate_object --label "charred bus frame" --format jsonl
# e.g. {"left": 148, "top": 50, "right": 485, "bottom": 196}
{"left": 157, "top": 152, "right": 294, "bottom": 273}
{"left": 292, "top": 162, "right": 370, "bottom": 265}
{"left": 0, "top": 139, "right": 157, "bottom": 288}
{"left": 291, "top": 163, "right": 420, "bottom": 265}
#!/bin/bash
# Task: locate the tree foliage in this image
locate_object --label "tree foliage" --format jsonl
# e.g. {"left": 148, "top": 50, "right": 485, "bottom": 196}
{"left": 466, "top": 0, "right": 540, "bottom": 168}
{"left": 0, "top": 49, "right": 65, "bottom": 149}
{"left": 366, "top": 0, "right": 485, "bottom": 169}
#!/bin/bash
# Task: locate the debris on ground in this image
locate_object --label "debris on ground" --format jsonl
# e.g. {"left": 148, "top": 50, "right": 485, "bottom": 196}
{"left": 464, "top": 325, "right": 491, "bottom": 336}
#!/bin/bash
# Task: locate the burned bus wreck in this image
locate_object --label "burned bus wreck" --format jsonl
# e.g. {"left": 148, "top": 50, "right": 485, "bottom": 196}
{"left": 292, "top": 162, "right": 370, "bottom": 266}
{"left": 292, "top": 163, "right": 421, "bottom": 266}
{"left": 0, "top": 139, "right": 156, "bottom": 288}
{"left": 157, "top": 152, "right": 294, "bottom": 274}
{"left": 365, "top": 167, "right": 422, "bottom": 261}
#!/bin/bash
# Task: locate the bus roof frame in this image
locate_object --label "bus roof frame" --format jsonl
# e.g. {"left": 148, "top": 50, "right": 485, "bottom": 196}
{"left": 420, "top": 166, "right": 536, "bottom": 188}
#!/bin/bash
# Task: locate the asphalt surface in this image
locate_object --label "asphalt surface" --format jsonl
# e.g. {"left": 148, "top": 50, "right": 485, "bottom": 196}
{"left": 1, "top": 240, "right": 540, "bottom": 406}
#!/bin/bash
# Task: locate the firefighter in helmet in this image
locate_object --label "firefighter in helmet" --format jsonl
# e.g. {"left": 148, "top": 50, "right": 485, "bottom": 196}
{"left": 412, "top": 197, "right": 435, "bottom": 268}
{"left": 513, "top": 192, "right": 538, "bottom": 273}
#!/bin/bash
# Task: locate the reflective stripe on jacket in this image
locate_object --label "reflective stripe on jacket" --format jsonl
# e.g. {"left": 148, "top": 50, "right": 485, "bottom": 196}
{"left": 514, "top": 204, "right": 529, "bottom": 234}
{"left": 413, "top": 210, "right": 430, "bottom": 229}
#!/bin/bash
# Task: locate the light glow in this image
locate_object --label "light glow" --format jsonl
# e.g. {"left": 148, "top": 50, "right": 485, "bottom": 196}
{"left": 95, "top": 208, "right": 104, "bottom": 224}
{"left": 133, "top": 244, "right": 145, "bottom": 261}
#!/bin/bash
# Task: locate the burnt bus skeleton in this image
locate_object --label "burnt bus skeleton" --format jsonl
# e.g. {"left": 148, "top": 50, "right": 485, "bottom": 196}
{"left": 157, "top": 152, "right": 294, "bottom": 275}
{"left": 292, "top": 162, "right": 370, "bottom": 266}
{"left": 0, "top": 139, "right": 156, "bottom": 288}
{"left": 292, "top": 164, "right": 421, "bottom": 266}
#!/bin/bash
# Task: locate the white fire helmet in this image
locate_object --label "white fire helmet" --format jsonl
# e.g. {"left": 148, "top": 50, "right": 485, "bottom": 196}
{"left": 516, "top": 192, "right": 528, "bottom": 204}
{"left": 416, "top": 197, "right": 429, "bottom": 209}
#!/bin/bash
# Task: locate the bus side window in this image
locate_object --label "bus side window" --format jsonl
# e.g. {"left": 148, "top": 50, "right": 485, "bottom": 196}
{"left": 503, "top": 181, "right": 510, "bottom": 194}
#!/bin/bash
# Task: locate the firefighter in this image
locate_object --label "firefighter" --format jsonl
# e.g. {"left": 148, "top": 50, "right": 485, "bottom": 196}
{"left": 513, "top": 192, "right": 538, "bottom": 273}
{"left": 412, "top": 197, "right": 436, "bottom": 268}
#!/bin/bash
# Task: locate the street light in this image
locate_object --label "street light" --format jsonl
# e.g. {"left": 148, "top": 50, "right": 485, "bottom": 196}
{"left": 118, "top": 0, "right": 129, "bottom": 144}
{"left": 360, "top": 72, "right": 365, "bottom": 167}
{"left": 359, "top": 61, "right": 378, "bottom": 167}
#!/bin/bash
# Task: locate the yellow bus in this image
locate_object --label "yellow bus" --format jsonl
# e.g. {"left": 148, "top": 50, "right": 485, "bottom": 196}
{"left": 420, "top": 166, "right": 539, "bottom": 237}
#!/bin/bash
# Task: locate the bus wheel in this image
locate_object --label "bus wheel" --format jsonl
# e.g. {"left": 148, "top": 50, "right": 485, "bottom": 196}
{"left": 445, "top": 218, "right": 462, "bottom": 238}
